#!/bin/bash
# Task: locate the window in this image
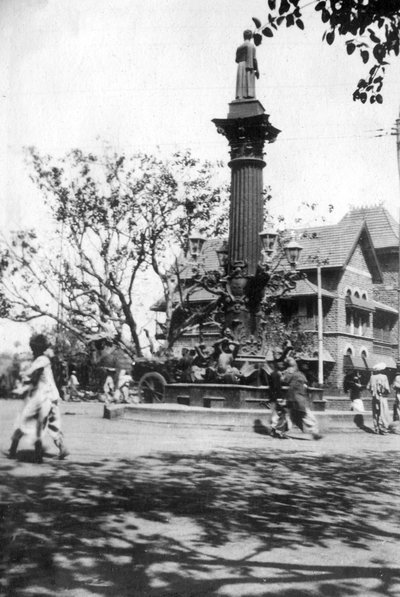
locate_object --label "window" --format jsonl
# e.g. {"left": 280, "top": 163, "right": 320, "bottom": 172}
{"left": 346, "top": 309, "right": 353, "bottom": 333}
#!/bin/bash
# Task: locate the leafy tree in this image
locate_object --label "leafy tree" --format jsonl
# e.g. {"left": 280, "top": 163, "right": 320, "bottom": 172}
{"left": 0, "top": 148, "right": 229, "bottom": 357}
{"left": 261, "top": 300, "right": 316, "bottom": 355}
{"left": 252, "top": 0, "right": 400, "bottom": 102}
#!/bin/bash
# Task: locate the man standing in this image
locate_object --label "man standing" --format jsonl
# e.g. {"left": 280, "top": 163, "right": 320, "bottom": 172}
{"left": 367, "top": 363, "right": 391, "bottom": 434}
{"left": 235, "top": 30, "right": 259, "bottom": 100}
{"left": 345, "top": 371, "right": 365, "bottom": 429}
{"left": 392, "top": 367, "right": 400, "bottom": 422}
{"left": 67, "top": 369, "right": 80, "bottom": 401}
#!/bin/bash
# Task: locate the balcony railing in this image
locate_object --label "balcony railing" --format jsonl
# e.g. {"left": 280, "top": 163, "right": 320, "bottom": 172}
{"left": 345, "top": 325, "right": 371, "bottom": 337}
{"left": 373, "top": 328, "right": 394, "bottom": 344}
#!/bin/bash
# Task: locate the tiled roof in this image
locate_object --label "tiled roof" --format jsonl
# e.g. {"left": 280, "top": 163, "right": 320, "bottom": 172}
{"left": 339, "top": 206, "right": 398, "bottom": 249}
{"left": 296, "top": 221, "right": 366, "bottom": 269}
{"left": 366, "top": 354, "right": 397, "bottom": 370}
{"left": 179, "top": 221, "right": 379, "bottom": 279}
{"left": 280, "top": 278, "right": 336, "bottom": 299}
{"left": 373, "top": 299, "right": 398, "bottom": 314}
{"left": 152, "top": 208, "right": 389, "bottom": 311}
{"left": 177, "top": 207, "right": 397, "bottom": 280}
{"left": 296, "top": 220, "right": 382, "bottom": 281}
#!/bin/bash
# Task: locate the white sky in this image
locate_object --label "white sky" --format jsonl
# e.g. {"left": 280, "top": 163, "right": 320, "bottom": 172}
{"left": 1, "top": 0, "right": 400, "bottom": 233}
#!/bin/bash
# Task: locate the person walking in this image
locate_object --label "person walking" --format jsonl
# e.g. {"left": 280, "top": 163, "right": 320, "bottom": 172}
{"left": 281, "top": 357, "right": 322, "bottom": 440}
{"left": 392, "top": 368, "right": 400, "bottom": 422}
{"left": 367, "top": 363, "right": 391, "bottom": 434}
{"left": 269, "top": 348, "right": 291, "bottom": 438}
{"left": 8, "top": 334, "right": 69, "bottom": 463}
{"left": 102, "top": 368, "right": 115, "bottom": 403}
{"left": 67, "top": 369, "right": 80, "bottom": 401}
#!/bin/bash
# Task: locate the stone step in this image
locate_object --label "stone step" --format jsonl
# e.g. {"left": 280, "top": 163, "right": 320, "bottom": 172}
{"left": 324, "top": 396, "right": 395, "bottom": 411}
{"left": 104, "top": 403, "right": 388, "bottom": 433}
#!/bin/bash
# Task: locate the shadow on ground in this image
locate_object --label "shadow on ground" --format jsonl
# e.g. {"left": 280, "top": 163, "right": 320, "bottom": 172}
{"left": 1, "top": 448, "right": 400, "bottom": 596}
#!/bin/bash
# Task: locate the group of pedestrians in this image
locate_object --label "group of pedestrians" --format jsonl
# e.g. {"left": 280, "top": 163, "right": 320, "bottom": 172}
{"left": 268, "top": 349, "right": 323, "bottom": 441}
{"left": 102, "top": 368, "right": 133, "bottom": 403}
{"left": 346, "top": 362, "right": 400, "bottom": 434}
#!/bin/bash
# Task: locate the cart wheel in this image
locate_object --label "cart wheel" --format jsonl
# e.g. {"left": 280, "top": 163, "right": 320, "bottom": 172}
{"left": 138, "top": 372, "right": 166, "bottom": 403}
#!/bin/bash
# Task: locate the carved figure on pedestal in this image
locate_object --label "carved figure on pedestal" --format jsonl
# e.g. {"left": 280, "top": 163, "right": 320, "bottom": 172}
{"left": 213, "top": 332, "right": 241, "bottom": 384}
{"left": 176, "top": 347, "right": 194, "bottom": 382}
{"left": 191, "top": 343, "right": 216, "bottom": 382}
{"left": 235, "top": 30, "right": 259, "bottom": 100}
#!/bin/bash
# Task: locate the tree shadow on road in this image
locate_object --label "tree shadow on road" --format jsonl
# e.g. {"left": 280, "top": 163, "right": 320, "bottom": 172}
{"left": 1, "top": 448, "right": 400, "bottom": 596}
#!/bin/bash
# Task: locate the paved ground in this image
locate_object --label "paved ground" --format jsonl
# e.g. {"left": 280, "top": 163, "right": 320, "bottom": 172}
{"left": 0, "top": 398, "right": 399, "bottom": 597}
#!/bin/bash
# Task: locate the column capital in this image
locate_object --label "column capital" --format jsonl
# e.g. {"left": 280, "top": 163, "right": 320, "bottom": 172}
{"left": 212, "top": 114, "right": 280, "bottom": 160}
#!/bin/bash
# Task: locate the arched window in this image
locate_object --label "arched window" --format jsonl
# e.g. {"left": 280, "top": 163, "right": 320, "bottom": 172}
{"left": 354, "top": 290, "right": 360, "bottom": 299}
{"left": 346, "top": 346, "right": 353, "bottom": 356}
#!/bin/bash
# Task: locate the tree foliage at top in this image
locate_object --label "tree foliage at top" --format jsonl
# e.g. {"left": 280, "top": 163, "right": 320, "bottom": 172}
{"left": 0, "top": 148, "right": 229, "bottom": 356}
{"left": 252, "top": 0, "right": 400, "bottom": 103}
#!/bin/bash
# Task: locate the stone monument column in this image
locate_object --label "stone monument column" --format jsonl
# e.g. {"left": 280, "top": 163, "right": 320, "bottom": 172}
{"left": 211, "top": 30, "right": 280, "bottom": 355}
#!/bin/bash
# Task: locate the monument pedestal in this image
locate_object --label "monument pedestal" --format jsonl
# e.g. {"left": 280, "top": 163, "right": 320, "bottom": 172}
{"left": 228, "top": 99, "right": 266, "bottom": 119}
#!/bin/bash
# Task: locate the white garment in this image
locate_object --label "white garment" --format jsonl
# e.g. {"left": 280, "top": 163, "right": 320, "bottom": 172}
{"left": 24, "top": 355, "right": 60, "bottom": 404}
{"left": 15, "top": 355, "right": 58, "bottom": 435}
{"left": 351, "top": 398, "right": 365, "bottom": 413}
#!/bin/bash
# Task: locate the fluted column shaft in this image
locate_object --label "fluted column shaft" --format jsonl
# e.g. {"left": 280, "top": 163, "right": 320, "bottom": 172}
{"left": 228, "top": 157, "right": 265, "bottom": 276}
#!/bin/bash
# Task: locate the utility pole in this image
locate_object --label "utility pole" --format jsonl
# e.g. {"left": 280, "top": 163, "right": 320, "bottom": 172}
{"left": 317, "top": 264, "right": 324, "bottom": 386}
{"left": 396, "top": 110, "right": 400, "bottom": 365}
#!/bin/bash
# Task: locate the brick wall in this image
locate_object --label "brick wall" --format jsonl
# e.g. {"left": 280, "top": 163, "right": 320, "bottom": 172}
{"left": 319, "top": 248, "right": 376, "bottom": 389}
{"left": 373, "top": 270, "right": 398, "bottom": 307}
{"left": 351, "top": 244, "right": 368, "bottom": 270}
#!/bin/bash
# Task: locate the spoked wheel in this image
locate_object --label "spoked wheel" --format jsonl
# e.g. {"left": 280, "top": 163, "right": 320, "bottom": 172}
{"left": 138, "top": 372, "right": 166, "bottom": 403}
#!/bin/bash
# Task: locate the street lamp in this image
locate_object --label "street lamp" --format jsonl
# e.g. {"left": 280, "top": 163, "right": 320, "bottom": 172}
{"left": 259, "top": 227, "right": 278, "bottom": 263}
{"left": 284, "top": 238, "right": 303, "bottom": 270}
{"left": 185, "top": 229, "right": 306, "bottom": 358}
{"left": 188, "top": 234, "right": 206, "bottom": 261}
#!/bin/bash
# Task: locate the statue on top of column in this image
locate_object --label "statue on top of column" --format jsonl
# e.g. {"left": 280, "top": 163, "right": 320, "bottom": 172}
{"left": 235, "top": 30, "right": 259, "bottom": 100}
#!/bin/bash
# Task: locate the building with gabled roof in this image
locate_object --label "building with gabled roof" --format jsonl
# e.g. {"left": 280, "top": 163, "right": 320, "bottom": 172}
{"left": 152, "top": 206, "right": 399, "bottom": 391}
{"left": 338, "top": 205, "right": 399, "bottom": 312}
{"left": 339, "top": 205, "right": 398, "bottom": 250}
{"left": 290, "top": 217, "right": 398, "bottom": 388}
